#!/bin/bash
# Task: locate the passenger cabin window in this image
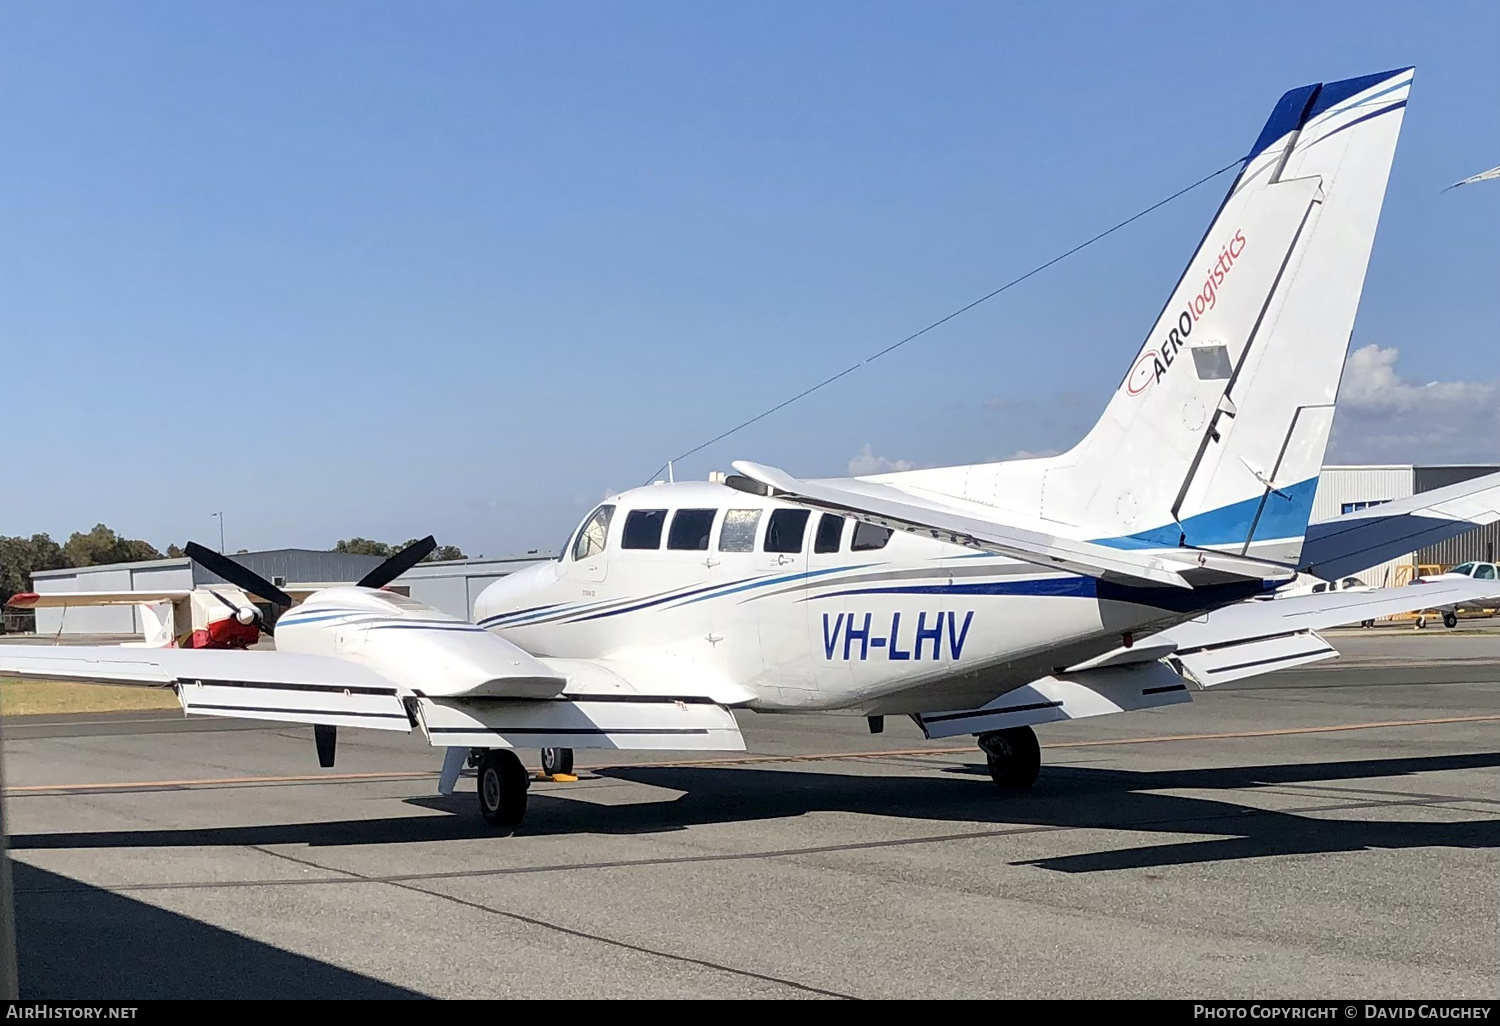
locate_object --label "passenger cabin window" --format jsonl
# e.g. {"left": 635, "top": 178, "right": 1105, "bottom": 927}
{"left": 668, "top": 509, "right": 716, "bottom": 551}
{"left": 851, "top": 522, "right": 893, "bottom": 551}
{"left": 1341, "top": 578, "right": 1367, "bottom": 590}
{"left": 1475, "top": 564, "right": 1496, "bottom": 580}
{"left": 621, "top": 509, "right": 667, "bottom": 550}
{"left": 718, "top": 509, "right": 761, "bottom": 552}
{"left": 571, "top": 504, "right": 615, "bottom": 561}
{"left": 763, "top": 509, "right": 810, "bottom": 553}
{"left": 1311, "top": 582, "right": 1327, "bottom": 594}
{"left": 814, "top": 514, "right": 845, "bottom": 554}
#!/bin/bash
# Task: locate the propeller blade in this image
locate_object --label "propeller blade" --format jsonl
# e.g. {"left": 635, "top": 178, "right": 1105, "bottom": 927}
{"left": 357, "top": 535, "right": 437, "bottom": 590}
{"left": 183, "top": 542, "right": 295, "bottom": 608}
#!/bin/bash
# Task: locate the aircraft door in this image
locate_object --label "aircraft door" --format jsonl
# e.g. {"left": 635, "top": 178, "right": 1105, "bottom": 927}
{"left": 756, "top": 507, "right": 815, "bottom": 697}
{"left": 806, "top": 513, "right": 852, "bottom": 692}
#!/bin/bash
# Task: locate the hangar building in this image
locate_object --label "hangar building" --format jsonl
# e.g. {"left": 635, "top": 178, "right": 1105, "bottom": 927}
{"left": 28, "top": 550, "right": 547, "bottom": 636}
{"left": 19, "top": 462, "right": 1499, "bottom": 637}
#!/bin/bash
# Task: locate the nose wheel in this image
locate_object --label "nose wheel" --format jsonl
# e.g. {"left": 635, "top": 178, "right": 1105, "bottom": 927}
{"left": 540, "top": 746, "right": 574, "bottom": 777}
{"left": 475, "top": 749, "right": 529, "bottom": 830}
{"left": 978, "top": 726, "right": 1041, "bottom": 790}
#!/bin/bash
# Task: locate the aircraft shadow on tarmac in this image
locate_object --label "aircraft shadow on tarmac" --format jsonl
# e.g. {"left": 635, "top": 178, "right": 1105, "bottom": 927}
{"left": 9, "top": 752, "right": 1499, "bottom": 873}
{"left": 11, "top": 861, "right": 426, "bottom": 999}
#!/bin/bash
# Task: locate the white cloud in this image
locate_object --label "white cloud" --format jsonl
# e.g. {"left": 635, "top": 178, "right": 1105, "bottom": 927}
{"left": 1006, "top": 448, "right": 1060, "bottom": 460}
{"left": 847, "top": 444, "right": 916, "bottom": 476}
{"left": 1329, "top": 345, "right": 1500, "bottom": 463}
{"left": 1339, "top": 345, "right": 1498, "bottom": 411}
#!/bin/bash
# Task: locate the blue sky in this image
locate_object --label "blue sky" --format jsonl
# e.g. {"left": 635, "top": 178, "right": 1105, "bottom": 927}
{"left": 2, "top": 1, "right": 1496, "bottom": 557}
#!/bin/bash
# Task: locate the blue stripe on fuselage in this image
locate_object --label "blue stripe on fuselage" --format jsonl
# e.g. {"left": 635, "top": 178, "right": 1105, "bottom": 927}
{"left": 1091, "top": 477, "right": 1318, "bottom": 550}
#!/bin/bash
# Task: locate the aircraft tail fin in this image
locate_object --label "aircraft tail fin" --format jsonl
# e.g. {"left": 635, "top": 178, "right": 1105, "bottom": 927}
{"left": 1039, "top": 69, "right": 1412, "bottom": 567}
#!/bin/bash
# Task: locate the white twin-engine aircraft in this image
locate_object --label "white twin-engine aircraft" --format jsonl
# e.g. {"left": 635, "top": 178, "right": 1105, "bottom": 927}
{"left": 3, "top": 67, "right": 1498, "bottom": 832}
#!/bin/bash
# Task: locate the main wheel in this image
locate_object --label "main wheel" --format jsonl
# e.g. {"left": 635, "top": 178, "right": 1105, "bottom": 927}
{"left": 1443, "top": 611, "right": 1459, "bottom": 629}
{"left": 540, "top": 747, "right": 574, "bottom": 777}
{"left": 978, "top": 726, "right": 1041, "bottom": 790}
{"left": 476, "top": 749, "right": 529, "bottom": 830}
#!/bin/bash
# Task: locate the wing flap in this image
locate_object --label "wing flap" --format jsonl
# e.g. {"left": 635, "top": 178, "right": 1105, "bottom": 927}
{"left": 732, "top": 461, "right": 1200, "bottom": 589}
{"left": 177, "top": 679, "right": 412, "bottom": 730}
{"left": 1172, "top": 630, "right": 1338, "bottom": 687}
{"left": 914, "top": 662, "right": 1192, "bottom": 739}
{"left": 414, "top": 696, "right": 746, "bottom": 751}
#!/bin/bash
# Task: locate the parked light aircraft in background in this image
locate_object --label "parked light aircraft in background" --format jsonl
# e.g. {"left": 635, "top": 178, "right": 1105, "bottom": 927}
{"left": 1409, "top": 561, "right": 1500, "bottom": 629}
{"left": 6, "top": 585, "right": 263, "bottom": 649}
{"left": 4, "top": 563, "right": 373, "bottom": 650}
{"left": 3, "top": 68, "right": 1500, "bottom": 833}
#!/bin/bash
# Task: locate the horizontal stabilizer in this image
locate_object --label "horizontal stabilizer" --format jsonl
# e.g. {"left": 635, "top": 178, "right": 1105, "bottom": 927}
{"left": 732, "top": 461, "right": 1201, "bottom": 589}
{"left": 414, "top": 696, "right": 746, "bottom": 752}
{"left": 1300, "top": 470, "right": 1500, "bottom": 581}
{"left": 914, "top": 661, "right": 1192, "bottom": 740}
{"left": 1156, "top": 578, "right": 1500, "bottom": 652}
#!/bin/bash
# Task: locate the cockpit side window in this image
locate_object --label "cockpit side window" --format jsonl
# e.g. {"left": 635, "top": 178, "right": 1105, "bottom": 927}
{"left": 668, "top": 509, "right": 717, "bottom": 551}
{"left": 851, "top": 521, "right": 893, "bottom": 551}
{"left": 1475, "top": 564, "right": 1496, "bottom": 580}
{"left": 718, "top": 509, "right": 762, "bottom": 552}
{"left": 622, "top": 509, "right": 668, "bottom": 550}
{"left": 570, "top": 504, "right": 615, "bottom": 561}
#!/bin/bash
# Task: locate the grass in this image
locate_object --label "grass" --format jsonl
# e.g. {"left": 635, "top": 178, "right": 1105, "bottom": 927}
{"left": 1, "top": 678, "right": 179, "bottom": 718}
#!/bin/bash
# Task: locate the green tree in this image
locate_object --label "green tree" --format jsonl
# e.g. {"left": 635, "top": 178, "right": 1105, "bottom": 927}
{"left": 335, "top": 538, "right": 391, "bottom": 557}
{"left": 399, "top": 539, "right": 467, "bottom": 562}
{"left": 62, "top": 524, "right": 163, "bottom": 568}
{"left": 166, "top": 544, "right": 186, "bottom": 559}
{"left": 0, "top": 533, "right": 68, "bottom": 604}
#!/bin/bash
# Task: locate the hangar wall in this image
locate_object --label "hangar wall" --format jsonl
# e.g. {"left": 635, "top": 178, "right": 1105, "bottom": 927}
{"left": 29, "top": 551, "right": 548, "bottom": 636}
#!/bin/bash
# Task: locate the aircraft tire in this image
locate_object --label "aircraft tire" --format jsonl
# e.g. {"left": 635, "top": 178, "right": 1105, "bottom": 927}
{"left": 477, "top": 749, "right": 529, "bottom": 830}
{"left": 1415, "top": 616, "right": 1427, "bottom": 629}
{"left": 1443, "top": 611, "right": 1459, "bottom": 629}
{"left": 540, "top": 747, "right": 574, "bottom": 777}
{"left": 979, "top": 726, "right": 1041, "bottom": 790}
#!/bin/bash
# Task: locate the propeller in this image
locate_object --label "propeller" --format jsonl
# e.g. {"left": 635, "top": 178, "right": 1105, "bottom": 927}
{"left": 184, "top": 542, "right": 294, "bottom": 637}
{"left": 358, "top": 535, "right": 436, "bottom": 590}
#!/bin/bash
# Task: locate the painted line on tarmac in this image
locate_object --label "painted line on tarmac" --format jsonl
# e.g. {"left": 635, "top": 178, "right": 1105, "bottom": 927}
{"left": 11, "top": 713, "right": 1498, "bottom": 795}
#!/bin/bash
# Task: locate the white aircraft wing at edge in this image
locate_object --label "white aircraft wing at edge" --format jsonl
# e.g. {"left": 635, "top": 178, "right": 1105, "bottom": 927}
{"left": 731, "top": 460, "right": 1201, "bottom": 590}
{"left": 6, "top": 591, "right": 195, "bottom": 608}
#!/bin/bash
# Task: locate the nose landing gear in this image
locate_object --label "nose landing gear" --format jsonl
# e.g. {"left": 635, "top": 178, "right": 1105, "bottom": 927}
{"left": 540, "top": 746, "right": 575, "bottom": 778}
{"left": 977, "top": 726, "right": 1041, "bottom": 790}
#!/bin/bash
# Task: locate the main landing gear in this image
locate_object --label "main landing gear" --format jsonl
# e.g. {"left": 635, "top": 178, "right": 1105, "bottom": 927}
{"left": 472, "top": 749, "right": 529, "bottom": 830}
{"left": 977, "top": 726, "right": 1041, "bottom": 790}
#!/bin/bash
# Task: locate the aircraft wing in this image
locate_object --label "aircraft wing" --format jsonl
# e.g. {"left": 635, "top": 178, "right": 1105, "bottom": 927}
{"left": 0, "top": 645, "right": 416, "bottom": 729}
{"left": 731, "top": 461, "right": 1201, "bottom": 590}
{"left": 1299, "top": 470, "right": 1500, "bottom": 582}
{"left": 6, "top": 590, "right": 193, "bottom": 608}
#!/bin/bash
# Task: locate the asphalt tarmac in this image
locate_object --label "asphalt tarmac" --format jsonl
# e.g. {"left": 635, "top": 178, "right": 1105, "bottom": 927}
{"left": 3, "top": 629, "right": 1497, "bottom": 999}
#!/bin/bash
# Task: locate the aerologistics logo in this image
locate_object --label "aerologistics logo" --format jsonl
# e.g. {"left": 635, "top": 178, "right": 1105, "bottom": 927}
{"left": 1127, "top": 228, "right": 1247, "bottom": 396}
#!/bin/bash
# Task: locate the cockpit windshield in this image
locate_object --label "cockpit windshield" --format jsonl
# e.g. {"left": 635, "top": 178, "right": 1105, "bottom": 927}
{"left": 571, "top": 504, "right": 615, "bottom": 561}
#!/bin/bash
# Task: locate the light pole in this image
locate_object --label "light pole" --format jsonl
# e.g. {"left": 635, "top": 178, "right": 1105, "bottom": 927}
{"left": 211, "top": 512, "right": 225, "bottom": 554}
